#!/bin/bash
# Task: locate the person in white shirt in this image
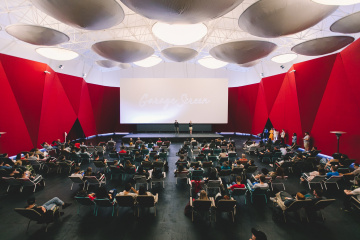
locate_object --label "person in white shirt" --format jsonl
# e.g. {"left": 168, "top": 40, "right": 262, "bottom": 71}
{"left": 280, "top": 129, "right": 286, "bottom": 144}
{"left": 303, "top": 132, "right": 310, "bottom": 151}
{"left": 343, "top": 178, "right": 360, "bottom": 211}
{"left": 274, "top": 129, "right": 279, "bottom": 141}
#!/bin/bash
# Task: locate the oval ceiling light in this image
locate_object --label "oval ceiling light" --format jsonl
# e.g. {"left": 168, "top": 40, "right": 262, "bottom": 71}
{"left": 198, "top": 56, "right": 228, "bottom": 69}
{"left": 6, "top": 24, "right": 69, "bottom": 46}
{"left": 271, "top": 53, "right": 298, "bottom": 63}
{"left": 36, "top": 47, "right": 79, "bottom": 60}
{"left": 30, "top": 0, "right": 124, "bottom": 30}
{"left": 134, "top": 55, "right": 162, "bottom": 68}
{"left": 330, "top": 11, "right": 360, "bottom": 34}
{"left": 291, "top": 36, "right": 354, "bottom": 56}
{"left": 152, "top": 22, "right": 207, "bottom": 45}
{"left": 311, "top": 0, "right": 360, "bottom": 5}
{"left": 161, "top": 47, "right": 198, "bottom": 62}
{"left": 96, "top": 60, "right": 119, "bottom": 68}
{"left": 92, "top": 40, "right": 154, "bottom": 63}
{"left": 120, "top": 0, "right": 244, "bottom": 24}
{"left": 210, "top": 40, "right": 277, "bottom": 64}
{"left": 238, "top": 0, "right": 337, "bottom": 38}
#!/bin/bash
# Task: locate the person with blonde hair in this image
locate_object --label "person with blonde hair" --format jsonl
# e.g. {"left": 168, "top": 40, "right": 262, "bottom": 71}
{"left": 199, "top": 190, "right": 209, "bottom": 200}
{"left": 189, "top": 120, "right": 193, "bottom": 135}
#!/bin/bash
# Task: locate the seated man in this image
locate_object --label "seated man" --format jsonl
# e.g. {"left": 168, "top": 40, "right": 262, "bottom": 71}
{"left": 342, "top": 178, "right": 360, "bottom": 212}
{"left": 270, "top": 191, "right": 305, "bottom": 210}
{"left": 228, "top": 176, "right": 245, "bottom": 191}
{"left": 26, "top": 197, "right": 71, "bottom": 217}
{"left": 343, "top": 163, "right": 360, "bottom": 177}
{"left": 248, "top": 175, "right": 269, "bottom": 189}
{"left": 175, "top": 156, "right": 188, "bottom": 168}
{"left": 117, "top": 183, "right": 138, "bottom": 196}
{"left": 326, "top": 165, "right": 340, "bottom": 179}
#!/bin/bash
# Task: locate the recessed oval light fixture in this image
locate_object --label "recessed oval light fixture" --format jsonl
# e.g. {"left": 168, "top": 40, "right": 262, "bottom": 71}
{"left": 198, "top": 56, "right": 228, "bottom": 69}
{"left": 152, "top": 22, "right": 207, "bottom": 45}
{"left": 271, "top": 53, "right": 298, "bottom": 63}
{"left": 134, "top": 55, "right": 162, "bottom": 67}
{"left": 36, "top": 47, "right": 79, "bottom": 61}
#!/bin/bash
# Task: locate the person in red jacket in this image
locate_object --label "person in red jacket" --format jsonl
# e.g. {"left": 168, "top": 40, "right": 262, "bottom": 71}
{"left": 228, "top": 176, "right": 245, "bottom": 191}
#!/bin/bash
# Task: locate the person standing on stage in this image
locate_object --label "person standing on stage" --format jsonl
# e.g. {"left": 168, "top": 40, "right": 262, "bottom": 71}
{"left": 189, "top": 121, "right": 193, "bottom": 135}
{"left": 174, "top": 120, "right": 179, "bottom": 134}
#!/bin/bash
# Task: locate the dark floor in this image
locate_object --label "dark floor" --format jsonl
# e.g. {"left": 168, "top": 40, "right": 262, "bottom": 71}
{"left": 0, "top": 136, "right": 359, "bottom": 240}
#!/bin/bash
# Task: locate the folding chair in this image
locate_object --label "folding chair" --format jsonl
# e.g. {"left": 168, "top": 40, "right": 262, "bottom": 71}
{"left": 190, "top": 197, "right": 213, "bottom": 222}
{"left": 84, "top": 175, "right": 106, "bottom": 190}
{"left": 324, "top": 176, "right": 343, "bottom": 190}
{"left": 94, "top": 199, "right": 116, "bottom": 216}
{"left": 213, "top": 198, "right": 237, "bottom": 222}
{"left": 75, "top": 197, "right": 96, "bottom": 215}
{"left": 136, "top": 194, "right": 158, "bottom": 217}
{"left": 69, "top": 176, "right": 86, "bottom": 190}
{"left": 116, "top": 195, "right": 136, "bottom": 216}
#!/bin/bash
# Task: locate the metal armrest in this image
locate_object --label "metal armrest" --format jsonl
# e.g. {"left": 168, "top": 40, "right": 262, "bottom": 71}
{"left": 190, "top": 197, "right": 193, "bottom": 207}
{"left": 210, "top": 197, "right": 216, "bottom": 207}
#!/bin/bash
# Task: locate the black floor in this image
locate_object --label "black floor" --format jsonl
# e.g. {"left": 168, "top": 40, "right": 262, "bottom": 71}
{"left": 0, "top": 136, "right": 359, "bottom": 240}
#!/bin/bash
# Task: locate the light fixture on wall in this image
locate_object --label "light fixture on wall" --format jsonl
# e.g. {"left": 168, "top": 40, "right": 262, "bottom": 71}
{"left": 312, "top": 0, "right": 360, "bottom": 5}
{"left": 82, "top": 73, "right": 87, "bottom": 78}
{"left": 36, "top": 47, "right": 79, "bottom": 61}
{"left": 134, "top": 55, "right": 162, "bottom": 67}
{"left": 280, "top": 65, "right": 285, "bottom": 69}
{"left": 152, "top": 22, "right": 207, "bottom": 45}
{"left": 260, "top": 73, "right": 264, "bottom": 77}
{"left": 198, "top": 56, "right": 228, "bottom": 69}
{"left": 59, "top": 65, "right": 64, "bottom": 69}
{"left": 271, "top": 53, "right": 297, "bottom": 63}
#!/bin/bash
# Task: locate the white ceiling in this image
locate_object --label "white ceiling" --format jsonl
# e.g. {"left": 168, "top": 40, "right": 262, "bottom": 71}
{"left": 0, "top": 0, "right": 359, "bottom": 87}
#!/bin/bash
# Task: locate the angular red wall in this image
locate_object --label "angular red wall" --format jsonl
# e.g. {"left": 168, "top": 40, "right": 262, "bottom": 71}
{"left": 1, "top": 37, "right": 360, "bottom": 162}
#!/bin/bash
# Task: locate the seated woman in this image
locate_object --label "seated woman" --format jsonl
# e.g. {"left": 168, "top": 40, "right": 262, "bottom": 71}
{"left": 124, "top": 160, "right": 136, "bottom": 173}
{"left": 198, "top": 190, "right": 209, "bottom": 200}
{"left": 269, "top": 166, "right": 285, "bottom": 180}
{"left": 84, "top": 167, "right": 95, "bottom": 177}
{"left": 96, "top": 186, "right": 116, "bottom": 201}
{"left": 219, "top": 149, "right": 228, "bottom": 158}
{"left": 214, "top": 193, "right": 231, "bottom": 206}
{"left": 119, "top": 183, "right": 138, "bottom": 196}
{"left": 228, "top": 176, "right": 245, "bottom": 191}
{"left": 136, "top": 166, "right": 149, "bottom": 178}
{"left": 138, "top": 185, "right": 154, "bottom": 196}
{"left": 254, "top": 168, "right": 270, "bottom": 180}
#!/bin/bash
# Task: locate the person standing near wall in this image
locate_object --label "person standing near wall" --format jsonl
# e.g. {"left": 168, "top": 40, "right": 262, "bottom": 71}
{"left": 280, "top": 129, "right": 286, "bottom": 144}
{"left": 174, "top": 120, "right": 179, "bottom": 134}
{"left": 189, "top": 120, "right": 193, "bottom": 135}
{"left": 303, "top": 132, "right": 310, "bottom": 151}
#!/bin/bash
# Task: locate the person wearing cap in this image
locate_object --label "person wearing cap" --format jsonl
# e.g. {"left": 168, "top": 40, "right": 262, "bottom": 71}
{"left": 250, "top": 228, "right": 267, "bottom": 240}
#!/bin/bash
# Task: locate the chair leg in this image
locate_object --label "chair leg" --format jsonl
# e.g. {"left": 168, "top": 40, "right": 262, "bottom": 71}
{"left": 232, "top": 211, "right": 234, "bottom": 222}
{"left": 192, "top": 210, "right": 194, "bottom": 222}
{"left": 26, "top": 220, "right": 32, "bottom": 233}
{"left": 154, "top": 206, "right": 156, "bottom": 216}
{"left": 283, "top": 211, "right": 287, "bottom": 223}
{"left": 7, "top": 185, "right": 10, "bottom": 192}
{"left": 71, "top": 182, "right": 74, "bottom": 191}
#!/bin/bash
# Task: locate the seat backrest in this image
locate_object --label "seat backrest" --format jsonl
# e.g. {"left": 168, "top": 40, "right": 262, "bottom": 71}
{"left": 207, "top": 180, "right": 221, "bottom": 188}
{"left": 3, "top": 177, "right": 21, "bottom": 185}
{"left": 228, "top": 153, "right": 237, "bottom": 158}
{"left": 231, "top": 188, "right": 247, "bottom": 196}
{"left": 202, "top": 162, "right": 213, "bottom": 168}
{"left": 69, "top": 176, "right": 84, "bottom": 183}
{"left": 252, "top": 187, "right": 269, "bottom": 194}
{"left": 94, "top": 198, "right": 113, "bottom": 207}
{"left": 109, "top": 153, "right": 119, "bottom": 158}
{"left": 134, "top": 175, "right": 147, "bottom": 183}
{"left": 246, "top": 166, "right": 258, "bottom": 173}
{"left": 193, "top": 200, "right": 211, "bottom": 211}
{"left": 95, "top": 146, "right": 104, "bottom": 152}
{"left": 175, "top": 171, "right": 188, "bottom": 178}
{"left": 219, "top": 169, "right": 231, "bottom": 176}
{"left": 84, "top": 176, "right": 99, "bottom": 183}
{"left": 311, "top": 199, "right": 336, "bottom": 211}
{"left": 115, "top": 195, "right": 135, "bottom": 207}
{"left": 286, "top": 200, "right": 312, "bottom": 212}
{"left": 75, "top": 197, "right": 95, "bottom": 206}
{"left": 216, "top": 200, "right": 236, "bottom": 211}
{"left": 136, "top": 195, "right": 155, "bottom": 207}
{"left": 93, "top": 161, "right": 106, "bottom": 168}
{"left": 311, "top": 175, "right": 326, "bottom": 182}
{"left": 153, "top": 161, "right": 164, "bottom": 168}
{"left": 14, "top": 208, "right": 43, "bottom": 222}
{"left": 232, "top": 167, "right": 243, "bottom": 174}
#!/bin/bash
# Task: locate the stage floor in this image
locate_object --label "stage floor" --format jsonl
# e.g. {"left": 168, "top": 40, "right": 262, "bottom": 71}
{"left": 123, "top": 133, "right": 223, "bottom": 140}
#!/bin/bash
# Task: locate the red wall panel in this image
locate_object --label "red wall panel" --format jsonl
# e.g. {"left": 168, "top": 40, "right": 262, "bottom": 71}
{"left": 311, "top": 55, "right": 360, "bottom": 162}
{"left": 293, "top": 54, "right": 337, "bottom": 134}
{"left": 77, "top": 82, "right": 97, "bottom": 137}
{"left": 269, "top": 70, "right": 303, "bottom": 145}
{"left": 0, "top": 61, "right": 33, "bottom": 155}
{"left": 252, "top": 82, "right": 269, "bottom": 135}
{"left": 0, "top": 54, "right": 46, "bottom": 147}
{"left": 58, "top": 73, "right": 84, "bottom": 115}
{"left": 237, "top": 84, "right": 259, "bottom": 133}
{"left": 262, "top": 73, "right": 285, "bottom": 115}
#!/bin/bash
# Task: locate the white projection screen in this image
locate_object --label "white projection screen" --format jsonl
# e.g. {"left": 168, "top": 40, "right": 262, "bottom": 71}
{"left": 120, "top": 78, "right": 228, "bottom": 124}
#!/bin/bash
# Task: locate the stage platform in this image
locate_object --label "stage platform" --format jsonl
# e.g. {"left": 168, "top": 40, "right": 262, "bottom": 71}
{"left": 122, "top": 133, "right": 223, "bottom": 142}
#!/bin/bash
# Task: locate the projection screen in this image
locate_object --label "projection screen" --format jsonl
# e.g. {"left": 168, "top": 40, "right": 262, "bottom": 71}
{"left": 120, "top": 78, "right": 228, "bottom": 124}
